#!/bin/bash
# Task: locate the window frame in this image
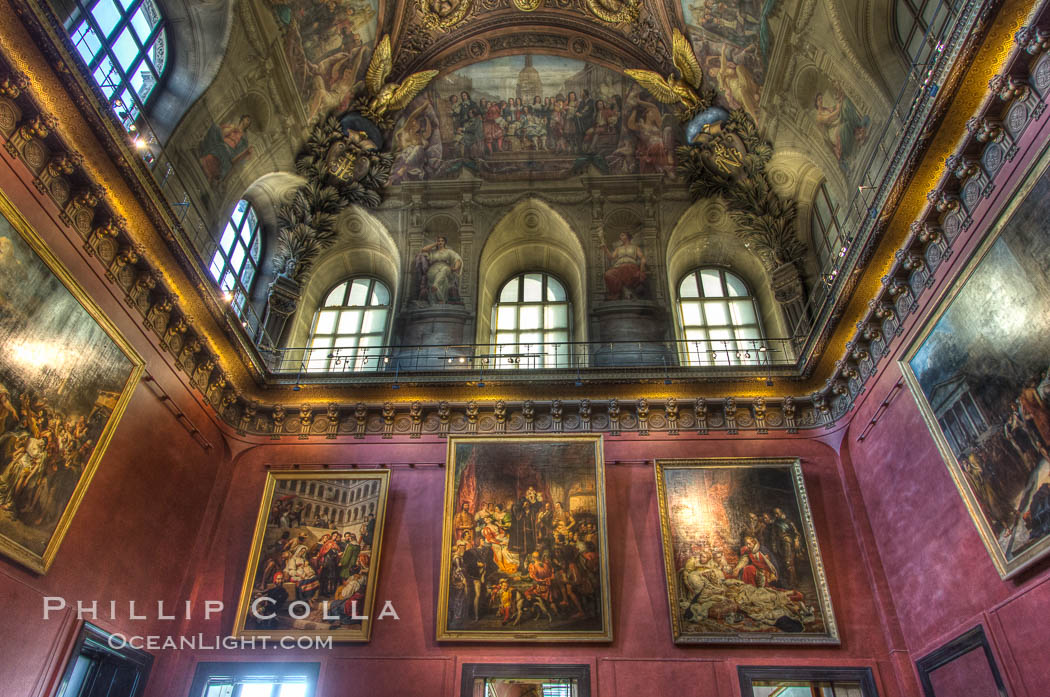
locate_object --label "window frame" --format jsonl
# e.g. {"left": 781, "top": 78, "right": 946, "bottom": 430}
{"left": 459, "top": 663, "right": 591, "bottom": 697}
{"left": 811, "top": 181, "right": 848, "bottom": 274}
{"left": 675, "top": 266, "right": 766, "bottom": 367}
{"left": 305, "top": 276, "right": 393, "bottom": 373}
{"left": 65, "top": 0, "right": 169, "bottom": 132}
{"left": 489, "top": 271, "right": 573, "bottom": 369}
{"left": 209, "top": 199, "right": 262, "bottom": 323}
{"left": 894, "top": 0, "right": 961, "bottom": 69}
{"left": 737, "top": 666, "right": 879, "bottom": 697}
{"left": 53, "top": 622, "right": 153, "bottom": 697}
{"left": 186, "top": 662, "right": 320, "bottom": 697}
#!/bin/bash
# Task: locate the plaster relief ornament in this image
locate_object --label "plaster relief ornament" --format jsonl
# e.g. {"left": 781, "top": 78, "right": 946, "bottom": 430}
{"left": 585, "top": 0, "right": 641, "bottom": 24}
{"left": 625, "top": 29, "right": 717, "bottom": 122}
{"left": 417, "top": 0, "right": 474, "bottom": 31}
{"left": 353, "top": 36, "right": 439, "bottom": 131}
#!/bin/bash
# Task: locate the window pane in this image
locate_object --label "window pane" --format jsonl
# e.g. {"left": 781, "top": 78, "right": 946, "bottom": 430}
{"left": 499, "top": 277, "right": 519, "bottom": 302}
{"left": 546, "top": 276, "right": 566, "bottom": 301}
{"left": 112, "top": 25, "right": 140, "bottom": 71}
{"left": 730, "top": 299, "right": 757, "bottom": 325}
{"left": 231, "top": 199, "right": 247, "bottom": 225}
{"left": 73, "top": 23, "right": 103, "bottom": 63}
{"left": 347, "top": 279, "right": 370, "bottom": 306}
{"left": 229, "top": 243, "right": 245, "bottom": 273}
{"left": 278, "top": 684, "right": 308, "bottom": 697}
{"left": 519, "top": 305, "right": 541, "bottom": 330}
{"left": 337, "top": 309, "right": 363, "bottom": 334}
{"left": 724, "top": 272, "right": 748, "bottom": 297}
{"left": 240, "top": 264, "right": 255, "bottom": 289}
{"left": 680, "top": 301, "right": 702, "bottom": 327}
{"left": 209, "top": 255, "right": 223, "bottom": 282}
{"left": 544, "top": 304, "right": 568, "bottom": 329}
{"left": 684, "top": 328, "right": 707, "bottom": 342}
{"left": 361, "top": 308, "right": 388, "bottom": 334}
{"left": 519, "top": 332, "right": 542, "bottom": 347}
{"left": 495, "top": 305, "right": 517, "bottom": 330}
{"left": 91, "top": 0, "right": 122, "bottom": 36}
{"left": 522, "top": 273, "right": 543, "bottom": 301}
{"left": 239, "top": 684, "right": 275, "bottom": 697}
{"left": 219, "top": 223, "right": 237, "bottom": 253}
{"left": 131, "top": 6, "right": 153, "bottom": 41}
{"left": 324, "top": 283, "right": 347, "bottom": 307}
{"left": 679, "top": 273, "right": 700, "bottom": 298}
{"left": 700, "top": 269, "right": 723, "bottom": 297}
{"left": 494, "top": 332, "right": 516, "bottom": 347}
{"left": 93, "top": 58, "right": 120, "bottom": 98}
{"left": 314, "top": 310, "right": 337, "bottom": 335}
{"left": 703, "top": 301, "right": 729, "bottom": 326}
{"left": 370, "top": 282, "right": 390, "bottom": 306}
{"left": 709, "top": 328, "right": 732, "bottom": 342}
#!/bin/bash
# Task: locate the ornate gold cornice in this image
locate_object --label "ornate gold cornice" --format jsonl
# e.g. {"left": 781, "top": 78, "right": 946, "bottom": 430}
{"left": 0, "top": 0, "right": 1045, "bottom": 440}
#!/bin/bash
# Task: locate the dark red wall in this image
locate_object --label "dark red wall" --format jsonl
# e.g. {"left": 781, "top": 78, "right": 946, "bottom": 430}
{"left": 142, "top": 434, "right": 907, "bottom": 697}
{"left": 840, "top": 106, "right": 1050, "bottom": 697}
{"left": 0, "top": 154, "right": 228, "bottom": 696}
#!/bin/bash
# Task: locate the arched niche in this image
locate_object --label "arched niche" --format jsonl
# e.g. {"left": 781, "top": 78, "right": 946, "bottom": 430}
{"left": 665, "top": 199, "right": 792, "bottom": 346}
{"left": 282, "top": 207, "right": 401, "bottom": 350}
{"left": 474, "top": 199, "right": 588, "bottom": 346}
{"left": 860, "top": 0, "right": 915, "bottom": 100}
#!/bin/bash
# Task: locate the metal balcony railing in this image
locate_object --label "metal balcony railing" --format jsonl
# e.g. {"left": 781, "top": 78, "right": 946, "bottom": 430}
{"left": 263, "top": 337, "right": 797, "bottom": 377}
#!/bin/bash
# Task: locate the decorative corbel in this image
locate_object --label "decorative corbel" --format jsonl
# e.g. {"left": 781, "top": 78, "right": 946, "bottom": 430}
{"left": 382, "top": 402, "right": 395, "bottom": 438}
{"left": 694, "top": 398, "right": 708, "bottom": 435}
{"left": 410, "top": 401, "right": 423, "bottom": 438}
{"left": 523, "top": 400, "right": 535, "bottom": 432}
{"left": 326, "top": 403, "right": 340, "bottom": 439}
{"left": 271, "top": 404, "right": 286, "bottom": 439}
{"left": 753, "top": 397, "right": 767, "bottom": 434}
{"left": 354, "top": 402, "right": 368, "bottom": 438}
{"left": 724, "top": 397, "right": 738, "bottom": 434}
{"left": 665, "top": 397, "right": 679, "bottom": 435}
{"left": 636, "top": 398, "right": 650, "bottom": 436}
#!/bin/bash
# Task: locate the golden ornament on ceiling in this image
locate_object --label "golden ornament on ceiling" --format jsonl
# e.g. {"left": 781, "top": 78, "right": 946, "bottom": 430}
{"left": 625, "top": 28, "right": 713, "bottom": 120}
{"left": 512, "top": 0, "right": 543, "bottom": 11}
{"left": 358, "top": 36, "right": 440, "bottom": 129}
{"left": 584, "top": 0, "right": 640, "bottom": 24}
{"left": 415, "top": 0, "right": 475, "bottom": 31}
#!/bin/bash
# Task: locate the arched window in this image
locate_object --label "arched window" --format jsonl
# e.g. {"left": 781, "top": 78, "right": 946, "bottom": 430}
{"left": 306, "top": 277, "right": 391, "bottom": 372}
{"left": 490, "top": 272, "right": 571, "bottom": 369}
{"left": 209, "top": 199, "right": 261, "bottom": 320}
{"left": 811, "top": 182, "right": 848, "bottom": 274}
{"left": 66, "top": 0, "right": 168, "bottom": 132}
{"left": 677, "top": 268, "right": 764, "bottom": 366}
{"left": 895, "top": 0, "right": 961, "bottom": 69}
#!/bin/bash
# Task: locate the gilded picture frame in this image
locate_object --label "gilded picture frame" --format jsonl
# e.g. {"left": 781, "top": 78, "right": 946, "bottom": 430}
{"left": 437, "top": 435, "right": 613, "bottom": 642}
{"left": 900, "top": 144, "right": 1050, "bottom": 579}
{"left": 233, "top": 470, "right": 391, "bottom": 642}
{"left": 0, "top": 190, "right": 144, "bottom": 574}
{"left": 654, "top": 458, "right": 839, "bottom": 645}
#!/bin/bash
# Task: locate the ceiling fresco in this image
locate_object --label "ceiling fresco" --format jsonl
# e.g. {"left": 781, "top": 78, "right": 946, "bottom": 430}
{"left": 270, "top": 0, "right": 380, "bottom": 122}
{"left": 389, "top": 54, "right": 678, "bottom": 182}
{"left": 680, "top": 0, "right": 776, "bottom": 116}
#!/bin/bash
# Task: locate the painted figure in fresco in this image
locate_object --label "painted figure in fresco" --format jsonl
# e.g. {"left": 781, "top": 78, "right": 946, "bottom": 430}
{"left": 414, "top": 235, "right": 463, "bottom": 304}
{"left": 197, "top": 114, "right": 253, "bottom": 185}
{"left": 705, "top": 44, "right": 762, "bottom": 115}
{"left": 770, "top": 507, "right": 803, "bottom": 588}
{"left": 390, "top": 101, "right": 442, "bottom": 184}
{"left": 814, "top": 88, "right": 870, "bottom": 168}
{"left": 600, "top": 230, "right": 647, "bottom": 300}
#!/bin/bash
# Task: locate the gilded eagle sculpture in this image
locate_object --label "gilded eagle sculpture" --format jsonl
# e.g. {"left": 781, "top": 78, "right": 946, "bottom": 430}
{"left": 625, "top": 29, "right": 715, "bottom": 121}
{"left": 357, "top": 35, "right": 439, "bottom": 130}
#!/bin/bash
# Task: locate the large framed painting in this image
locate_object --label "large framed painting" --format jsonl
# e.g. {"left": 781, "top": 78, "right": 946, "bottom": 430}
{"left": 233, "top": 470, "right": 391, "bottom": 641}
{"left": 900, "top": 147, "right": 1050, "bottom": 578}
{"left": 654, "top": 458, "right": 839, "bottom": 644}
{"left": 0, "top": 191, "right": 143, "bottom": 574}
{"left": 437, "top": 435, "right": 612, "bottom": 642}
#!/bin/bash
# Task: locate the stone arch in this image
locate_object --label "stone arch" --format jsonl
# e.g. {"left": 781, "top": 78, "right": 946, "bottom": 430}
{"left": 665, "top": 199, "right": 793, "bottom": 351}
{"left": 282, "top": 207, "right": 401, "bottom": 351}
{"left": 474, "top": 198, "right": 589, "bottom": 346}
